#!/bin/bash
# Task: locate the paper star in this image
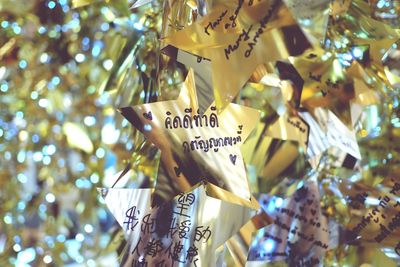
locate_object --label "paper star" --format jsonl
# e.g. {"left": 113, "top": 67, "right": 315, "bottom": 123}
{"left": 256, "top": 58, "right": 379, "bottom": 170}
{"left": 119, "top": 69, "right": 260, "bottom": 205}
{"left": 289, "top": 47, "right": 383, "bottom": 128}
{"left": 163, "top": 0, "right": 312, "bottom": 109}
{"left": 249, "top": 67, "right": 310, "bottom": 152}
{"left": 224, "top": 203, "right": 273, "bottom": 266}
{"left": 161, "top": 45, "right": 214, "bottom": 113}
{"left": 265, "top": 113, "right": 309, "bottom": 151}
{"left": 327, "top": 0, "right": 399, "bottom": 71}
{"left": 346, "top": 62, "right": 381, "bottom": 128}
{"left": 299, "top": 107, "right": 361, "bottom": 169}
{"left": 247, "top": 180, "right": 337, "bottom": 264}
{"left": 284, "top": 0, "right": 331, "bottom": 44}
{"left": 99, "top": 182, "right": 258, "bottom": 266}
{"left": 241, "top": 72, "right": 362, "bottom": 170}
{"left": 237, "top": 59, "right": 361, "bottom": 170}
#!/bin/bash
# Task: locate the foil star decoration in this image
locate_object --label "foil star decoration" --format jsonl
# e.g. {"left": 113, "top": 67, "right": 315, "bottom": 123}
{"left": 99, "top": 182, "right": 258, "bottom": 266}
{"left": 327, "top": 0, "right": 400, "bottom": 71}
{"left": 249, "top": 68, "right": 310, "bottom": 153}
{"left": 163, "top": 0, "right": 312, "bottom": 109}
{"left": 299, "top": 107, "right": 361, "bottom": 169}
{"left": 161, "top": 45, "right": 214, "bottom": 113}
{"left": 238, "top": 58, "right": 360, "bottom": 170}
{"left": 248, "top": 179, "right": 339, "bottom": 265}
{"left": 284, "top": 0, "right": 331, "bottom": 44}
{"left": 119, "top": 69, "right": 260, "bottom": 206}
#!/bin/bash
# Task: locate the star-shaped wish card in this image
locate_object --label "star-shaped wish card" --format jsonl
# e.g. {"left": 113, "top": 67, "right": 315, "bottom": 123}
{"left": 284, "top": 0, "right": 330, "bottom": 44}
{"left": 99, "top": 182, "right": 258, "bottom": 266}
{"left": 163, "top": 0, "right": 312, "bottom": 109}
{"left": 119, "top": 69, "right": 260, "bottom": 206}
{"left": 299, "top": 107, "right": 361, "bottom": 169}
{"left": 247, "top": 180, "right": 339, "bottom": 266}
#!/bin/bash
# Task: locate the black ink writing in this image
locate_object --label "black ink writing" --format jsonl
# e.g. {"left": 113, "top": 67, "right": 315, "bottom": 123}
{"left": 224, "top": 26, "right": 252, "bottom": 60}
{"left": 173, "top": 192, "right": 195, "bottom": 218}
{"left": 374, "top": 211, "right": 400, "bottom": 242}
{"left": 165, "top": 106, "right": 219, "bottom": 129}
{"left": 225, "top": 0, "right": 244, "bottom": 29}
{"left": 182, "top": 125, "right": 243, "bottom": 153}
{"left": 308, "top": 72, "right": 322, "bottom": 82}
{"left": 244, "top": 0, "right": 279, "bottom": 58}
{"left": 124, "top": 206, "right": 140, "bottom": 231}
{"left": 196, "top": 56, "right": 210, "bottom": 63}
{"left": 204, "top": 10, "right": 228, "bottom": 35}
{"left": 125, "top": 191, "right": 211, "bottom": 267}
{"left": 287, "top": 117, "right": 307, "bottom": 133}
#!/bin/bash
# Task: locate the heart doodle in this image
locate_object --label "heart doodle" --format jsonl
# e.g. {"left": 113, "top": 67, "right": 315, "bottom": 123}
{"left": 307, "top": 199, "right": 313, "bottom": 205}
{"left": 237, "top": 125, "right": 243, "bottom": 134}
{"left": 310, "top": 209, "right": 316, "bottom": 215}
{"left": 229, "top": 154, "right": 237, "bottom": 165}
{"left": 294, "top": 187, "right": 309, "bottom": 202}
{"left": 143, "top": 111, "right": 153, "bottom": 120}
{"left": 174, "top": 166, "right": 182, "bottom": 177}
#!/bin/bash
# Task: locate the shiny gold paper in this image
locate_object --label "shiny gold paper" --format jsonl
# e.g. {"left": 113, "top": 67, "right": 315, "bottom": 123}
{"left": 284, "top": 0, "right": 330, "bottom": 44}
{"left": 248, "top": 180, "right": 337, "bottom": 265}
{"left": 163, "top": 0, "right": 312, "bottom": 110}
{"left": 299, "top": 107, "right": 361, "bottom": 169}
{"left": 161, "top": 46, "right": 214, "bottom": 113}
{"left": 119, "top": 69, "right": 260, "bottom": 205}
{"left": 2, "top": 0, "right": 400, "bottom": 265}
{"left": 100, "top": 182, "right": 257, "bottom": 266}
{"left": 328, "top": 0, "right": 399, "bottom": 70}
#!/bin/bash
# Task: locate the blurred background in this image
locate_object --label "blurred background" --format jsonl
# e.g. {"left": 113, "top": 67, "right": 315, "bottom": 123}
{"left": 0, "top": 0, "right": 173, "bottom": 265}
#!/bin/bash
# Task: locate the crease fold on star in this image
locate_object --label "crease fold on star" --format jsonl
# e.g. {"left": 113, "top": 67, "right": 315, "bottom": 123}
{"left": 118, "top": 69, "right": 260, "bottom": 207}
{"left": 247, "top": 180, "right": 339, "bottom": 264}
{"left": 98, "top": 182, "right": 259, "bottom": 266}
{"left": 163, "top": 0, "right": 313, "bottom": 110}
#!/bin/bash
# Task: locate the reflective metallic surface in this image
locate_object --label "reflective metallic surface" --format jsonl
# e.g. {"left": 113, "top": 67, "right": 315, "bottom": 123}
{"left": 120, "top": 69, "right": 260, "bottom": 206}
{"left": 101, "top": 183, "right": 257, "bottom": 266}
